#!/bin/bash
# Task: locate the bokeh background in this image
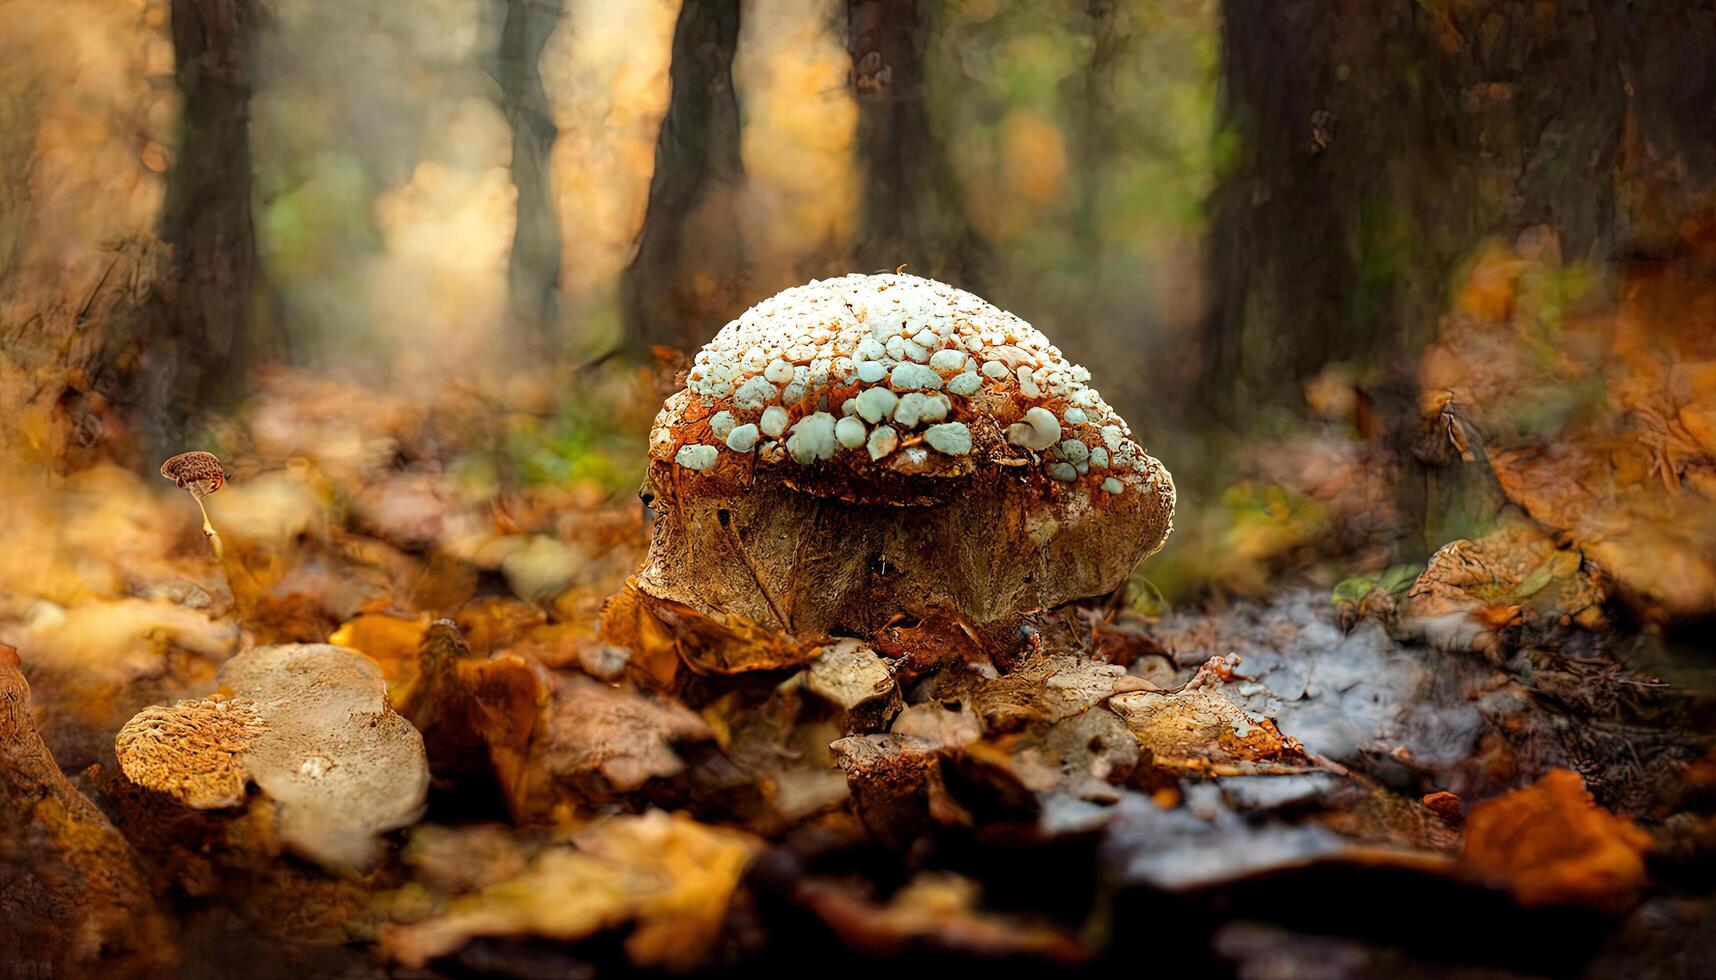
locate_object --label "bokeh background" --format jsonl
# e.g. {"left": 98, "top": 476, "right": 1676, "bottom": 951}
{"left": 8, "top": 2, "right": 1716, "bottom": 975}
{"left": 7, "top": 0, "right": 1716, "bottom": 619}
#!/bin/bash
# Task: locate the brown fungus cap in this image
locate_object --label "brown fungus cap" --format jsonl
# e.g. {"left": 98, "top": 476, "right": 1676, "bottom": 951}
{"left": 159, "top": 450, "right": 227, "bottom": 498}
{"left": 115, "top": 644, "right": 429, "bottom": 870}
{"left": 639, "top": 273, "right": 1174, "bottom": 639}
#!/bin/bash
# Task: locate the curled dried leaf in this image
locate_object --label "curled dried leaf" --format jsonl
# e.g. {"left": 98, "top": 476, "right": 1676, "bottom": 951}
{"left": 381, "top": 811, "right": 758, "bottom": 971}
{"left": 1405, "top": 522, "right": 1606, "bottom": 651}
{"left": 796, "top": 871, "right": 1088, "bottom": 964}
{"left": 1108, "top": 659, "right": 1309, "bottom": 775}
{"left": 1462, "top": 768, "right": 1651, "bottom": 910}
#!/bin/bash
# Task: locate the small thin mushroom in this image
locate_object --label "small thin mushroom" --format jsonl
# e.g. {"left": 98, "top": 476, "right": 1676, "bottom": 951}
{"left": 159, "top": 450, "right": 229, "bottom": 559}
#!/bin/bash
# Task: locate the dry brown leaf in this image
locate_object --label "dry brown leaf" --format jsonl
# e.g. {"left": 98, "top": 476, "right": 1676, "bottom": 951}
{"left": 452, "top": 595, "right": 548, "bottom": 657}
{"left": 796, "top": 871, "right": 1088, "bottom": 963}
{"left": 600, "top": 579, "right": 824, "bottom": 690}
{"left": 1422, "top": 235, "right": 1716, "bottom": 622}
{"left": 1108, "top": 659, "right": 1310, "bottom": 775}
{"left": 328, "top": 611, "right": 431, "bottom": 697}
{"left": 427, "top": 647, "right": 710, "bottom": 823}
{"left": 1405, "top": 521, "right": 1607, "bottom": 651}
{"left": 1462, "top": 768, "right": 1651, "bottom": 910}
{"left": 381, "top": 811, "right": 758, "bottom": 971}
{"left": 832, "top": 733, "right": 968, "bottom": 847}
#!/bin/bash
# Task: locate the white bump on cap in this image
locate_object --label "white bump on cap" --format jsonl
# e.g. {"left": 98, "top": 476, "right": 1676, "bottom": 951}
{"left": 760, "top": 405, "right": 790, "bottom": 437}
{"left": 892, "top": 393, "right": 923, "bottom": 428}
{"left": 857, "top": 361, "right": 887, "bottom": 383}
{"left": 675, "top": 444, "right": 720, "bottom": 470}
{"left": 1101, "top": 477, "right": 1124, "bottom": 494}
{"left": 890, "top": 362, "right": 942, "bottom": 391}
{"left": 710, "top": 411, "right": 736, "bottom": 440}
{"left": 725, "top": 423, "right": 760, "bottom": 452}
{"left": 787, "top": 412, "right": 838, "bottom": 464}
{"left": 855, "top": 387, "right": 898, "bottom": 423}
{"left": 981, "top": 360, "right": 1010, "bottom": 380}
{"left": 734, "top": 376, "right": 778, "bottom": 411}
{"left": 945, "top": 371, "right": 981, "bottom": 396}
{"left": 764, "top": 359, "right": 795, "bottom": 384}
{"left": 1016, "top": 366, "right": 1042, "bottom": 399}
{"left": 928, "top": 349, "right": 967, "bottom": 376}
{"left": 835, "top": 415, "right": 867, "bottom": 449}
{"left": 924, "top": 422, "right": 972, "bottom": 455}
{"left": 1006, "top": 406, "right": 1061, "bottom": 451}
{"left": 867, "top": 425, "right": 899, "bottom": 460}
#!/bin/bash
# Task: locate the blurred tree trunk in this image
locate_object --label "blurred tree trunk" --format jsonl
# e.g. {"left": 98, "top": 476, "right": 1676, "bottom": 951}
{"left": 1067, "top": 0, "right": 1127, "bottom": 352}
{"left": 150, "top": 0, "right": 263, "bottom": 455}
{"left": 1204, "top": 0, "right": 1716, "bottom": 547}
{"left": 1206, "top": 1, "right": 1449, "bottom": 413}
{"left": 621, "top": 0, "right": 746, "bottom": 356}
{"left": 1204, "top": 0, "right": 1716, "bottom": 407}
{"left": 845, "top": 0, "right": 986, "bottom": 288}
{"left": 494, "top": 0, "right": 562, "bottom": 344}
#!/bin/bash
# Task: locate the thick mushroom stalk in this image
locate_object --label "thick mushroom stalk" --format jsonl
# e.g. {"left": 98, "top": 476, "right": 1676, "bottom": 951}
{"left": 636, "top": 273, "right": 1175, "bottom": 642}
{"left": 159, "top": 450, "right": 228, "bottom": 559}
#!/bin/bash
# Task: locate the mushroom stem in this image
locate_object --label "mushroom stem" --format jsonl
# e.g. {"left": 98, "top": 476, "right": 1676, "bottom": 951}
{"left": 191, "top": 491, "right": 224, "bottom": 561}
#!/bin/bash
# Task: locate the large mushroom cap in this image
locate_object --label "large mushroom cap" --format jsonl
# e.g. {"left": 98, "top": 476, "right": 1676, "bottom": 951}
{"left": 638, "top": 273, "right": 1174, "bottom": 639}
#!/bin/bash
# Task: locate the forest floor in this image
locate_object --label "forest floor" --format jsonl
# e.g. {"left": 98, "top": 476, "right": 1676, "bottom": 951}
{"left": 8, "top": 243, "right": 1716, "bottom": 978}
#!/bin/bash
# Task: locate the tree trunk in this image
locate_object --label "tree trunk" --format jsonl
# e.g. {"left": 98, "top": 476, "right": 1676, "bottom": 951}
{"left": 495, "top": 0, "right": 562, "bottom": 343}
{"left": 1066, "top": 0, "right": 1126, "bottom": 354}
{"left": 1204, "top": 0, "right": 1716, "bottom": 549}
{"left": 1201, "top": 0, "right": 1642, "bottom": 412}
{"left": 845, "top": 0, "right": 985, "bottom": 289}
{"left": 621, "top": 0, "right": 746, "bottom": 357}
{"left": 151, "top": 0, "right": 262, "bottom": 455}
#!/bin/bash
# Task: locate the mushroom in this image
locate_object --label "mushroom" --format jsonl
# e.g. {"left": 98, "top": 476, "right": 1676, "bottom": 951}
{"left": 637, "top": 273, "right": 1175, "bottom": 642}
{"left": 159, "top": 450, "right": 228, "bottom": 559}
{"left": 115, "top": 643, "right": 430, "bottom": 870}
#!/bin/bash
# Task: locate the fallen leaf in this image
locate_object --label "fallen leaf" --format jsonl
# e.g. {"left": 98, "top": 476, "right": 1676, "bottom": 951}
{"left": 1462, "top": 768, "right": 1651, "bottom": 910}
{"left": 381, "top": 811, "right": 758, "bottom": 971}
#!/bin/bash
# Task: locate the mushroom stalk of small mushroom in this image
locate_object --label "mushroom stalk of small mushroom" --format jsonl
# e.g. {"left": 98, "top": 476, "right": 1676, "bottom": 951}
{"left": 632, "top": 273, "right": 1175, "bottom": 643}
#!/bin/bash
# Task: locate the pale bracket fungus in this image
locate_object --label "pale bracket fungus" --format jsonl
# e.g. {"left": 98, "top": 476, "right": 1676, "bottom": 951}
{"left": 116, "top": 643, "right": 430, "bottom": 870}
{"left": 637, "top": 273, "right": 1175, "bottom": 641}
